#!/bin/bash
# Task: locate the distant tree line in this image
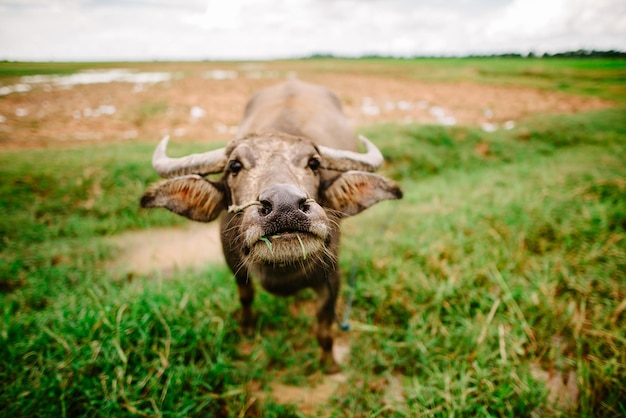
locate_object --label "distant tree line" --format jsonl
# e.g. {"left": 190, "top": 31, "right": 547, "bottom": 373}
{"left": 305, "top": 49, "right": 626, "bottom": 60}
{"left": 535, "top": 49, "right": 626, "bottom": 58}
{"left": 488, "top": 49, "right": 626, "bottom": 58}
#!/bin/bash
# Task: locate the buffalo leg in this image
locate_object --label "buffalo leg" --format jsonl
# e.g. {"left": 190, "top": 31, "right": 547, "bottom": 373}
{"left": 235, "top": 273, "right": 255, "bottom": 335}
{"left": 315, "top": 271, "right": 340, "bottom": 374}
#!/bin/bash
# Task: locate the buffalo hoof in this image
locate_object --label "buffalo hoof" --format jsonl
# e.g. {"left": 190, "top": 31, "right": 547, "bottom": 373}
{"left": 321, "top": 352, "right": 341, "bottom": 374}
{"left": 235, "top": 309, "right": 256, "bottom": 337}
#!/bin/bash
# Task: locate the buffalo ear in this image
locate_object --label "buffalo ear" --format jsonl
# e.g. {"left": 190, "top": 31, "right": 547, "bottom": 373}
{"left": 140, "top": 175, "right": 226, "bottom": 222}
{"left": 321, "top": 171, "right": 402, "bottom": 217}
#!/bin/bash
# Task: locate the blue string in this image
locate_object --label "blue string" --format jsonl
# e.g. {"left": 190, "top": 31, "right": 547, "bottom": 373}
{"left": 339, "top": 265, "right": 357, "bottom": 331}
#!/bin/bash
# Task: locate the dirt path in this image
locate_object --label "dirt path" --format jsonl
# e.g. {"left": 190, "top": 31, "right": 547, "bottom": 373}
{"left": 109, "top": 223, "right": 224, "bottom": 276}
{"left": 259, "top": 335, "right": 353, "bottom": 415}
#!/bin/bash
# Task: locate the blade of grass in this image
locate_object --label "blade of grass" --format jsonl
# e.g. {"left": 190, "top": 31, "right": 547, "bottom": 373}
{"left": 259, "top": 236, "right": 273, "bottom": 252}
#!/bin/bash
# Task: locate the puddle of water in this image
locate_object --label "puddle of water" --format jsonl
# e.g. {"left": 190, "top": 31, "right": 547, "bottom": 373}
{"left": 429, "top": 105, "right": 457, "bottom": 126}
{"left": 22, "top": 69, "right": 174, "bottom": 87}
{"left": 0, "top": 68, "right": 295, "bottom": 97}
{"left": 359, "top": 97, "right": 463, "bottom": 127}
{"left": 361, "top": 97, "right": 380, "bottom": 116}
{"left": 76, "top": 105, "right": 117, "bottom": 119}
{"left": 0, "top": 69, "right": 175, "bottom": 96}
{"left": 202, "top": 69, "right": 291, "bottom": 80}
{"left": 203, "top": 70, "right": 238, "bottom": 80}
{"left": 190, "top": 105, "right": 206, "bottom": 121}
{"left": 481, "top": 120, "right": 516, "bottom": 132}
{"left": 0, "top": 83, "right": 32, "bottom": 96}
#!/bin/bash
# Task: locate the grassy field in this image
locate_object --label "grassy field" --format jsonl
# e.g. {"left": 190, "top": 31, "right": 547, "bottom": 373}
{"left": 1, "top": 58, "right": 625, "bottom": 416}
{"left": 2, "top": 56, "right": 625, "bottom": 101}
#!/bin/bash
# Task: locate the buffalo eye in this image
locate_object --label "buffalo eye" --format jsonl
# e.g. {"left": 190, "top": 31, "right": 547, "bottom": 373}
{"left": 307, "top": 157, "right": 321, "bottom": 171}
{"left": 228, "top": 160, "right": 243, "bottom": 175}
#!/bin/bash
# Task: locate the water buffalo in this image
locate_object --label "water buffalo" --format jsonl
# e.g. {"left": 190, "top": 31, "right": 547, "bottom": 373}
{"left": 141, "top": 80, "right": 402, "bottom": 373}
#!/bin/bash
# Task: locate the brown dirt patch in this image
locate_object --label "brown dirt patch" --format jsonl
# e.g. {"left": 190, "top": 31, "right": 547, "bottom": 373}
{"left": 0, "top": 62, "right": 612, "bottom": 149}
{"left": 253, "top": 335, "right": 352, "bottom": 415}
{"left": 108, "top": 223, "right": 224, "bottom": 276}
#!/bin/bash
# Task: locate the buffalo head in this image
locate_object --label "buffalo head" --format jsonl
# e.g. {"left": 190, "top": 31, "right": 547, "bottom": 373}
{"left": 141, "top": 132, "right": 401, "bottom": 267}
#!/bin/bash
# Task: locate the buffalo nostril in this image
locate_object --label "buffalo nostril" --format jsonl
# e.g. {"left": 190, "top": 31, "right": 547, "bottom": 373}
{"left": 299, "top": 198, "right": 310, "bottom": 213}
{"left": 259, "top": 200, "right": 272, "bottom": 216}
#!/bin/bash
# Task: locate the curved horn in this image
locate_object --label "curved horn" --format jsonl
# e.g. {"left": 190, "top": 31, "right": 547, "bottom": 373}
{"left": 151, "top": 135, "right": 227, "bottom": 178}
{"left": 318, "top": 135, "right": 384, "bottom": 172}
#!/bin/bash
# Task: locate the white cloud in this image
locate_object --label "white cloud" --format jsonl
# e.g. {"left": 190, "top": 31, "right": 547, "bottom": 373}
{"left": 486, "top": 0, "right": 571, "bottom": 38}
{"left": 181, "top": 1, "right": 243, "bottom": 30}
{"left": 482, "top": 0, "right": 626, "bottom": 54}
{"left": 0, "top": 0, "right": 623, "bottom": 61}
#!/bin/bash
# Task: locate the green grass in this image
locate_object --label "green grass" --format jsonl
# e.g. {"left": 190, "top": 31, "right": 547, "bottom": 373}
{"left": 1, "top": 61, "right": 625, "bottom": 416}
{"left": 343, "top": 113, "right": 626, "bottom": 416}
{"left": 294, "top": 57, "right": 626, "bottom": 101}
{"left": 405, "top": 57, "right": 626, "bottom": 101}
{"left": 0, "top": 62, "right": 123, "bottom": 79}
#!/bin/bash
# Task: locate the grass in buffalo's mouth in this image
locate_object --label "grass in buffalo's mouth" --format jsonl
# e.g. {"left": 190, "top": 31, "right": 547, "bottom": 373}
{"left": 259, "top": 236, "right": 273, "bottom": 252}
{"left": 295, "top": 233, "right": 307, "bottom": 260}
{"left": 259, "top": 232, "right": 308, "bottom": 259}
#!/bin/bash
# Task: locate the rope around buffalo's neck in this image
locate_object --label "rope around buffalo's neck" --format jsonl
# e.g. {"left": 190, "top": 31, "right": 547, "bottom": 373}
{"left": 227, "top": 201, "right": 262, "bottom": 214}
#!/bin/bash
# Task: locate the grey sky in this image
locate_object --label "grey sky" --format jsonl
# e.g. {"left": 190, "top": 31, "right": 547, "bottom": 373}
{"left": 0, "top": 0, "right": 624, "bottom": 61}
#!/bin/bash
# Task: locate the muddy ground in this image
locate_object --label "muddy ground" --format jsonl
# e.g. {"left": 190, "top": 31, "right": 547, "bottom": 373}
{"left": 0, "top": 62, "right": 611, "bottom": 149}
